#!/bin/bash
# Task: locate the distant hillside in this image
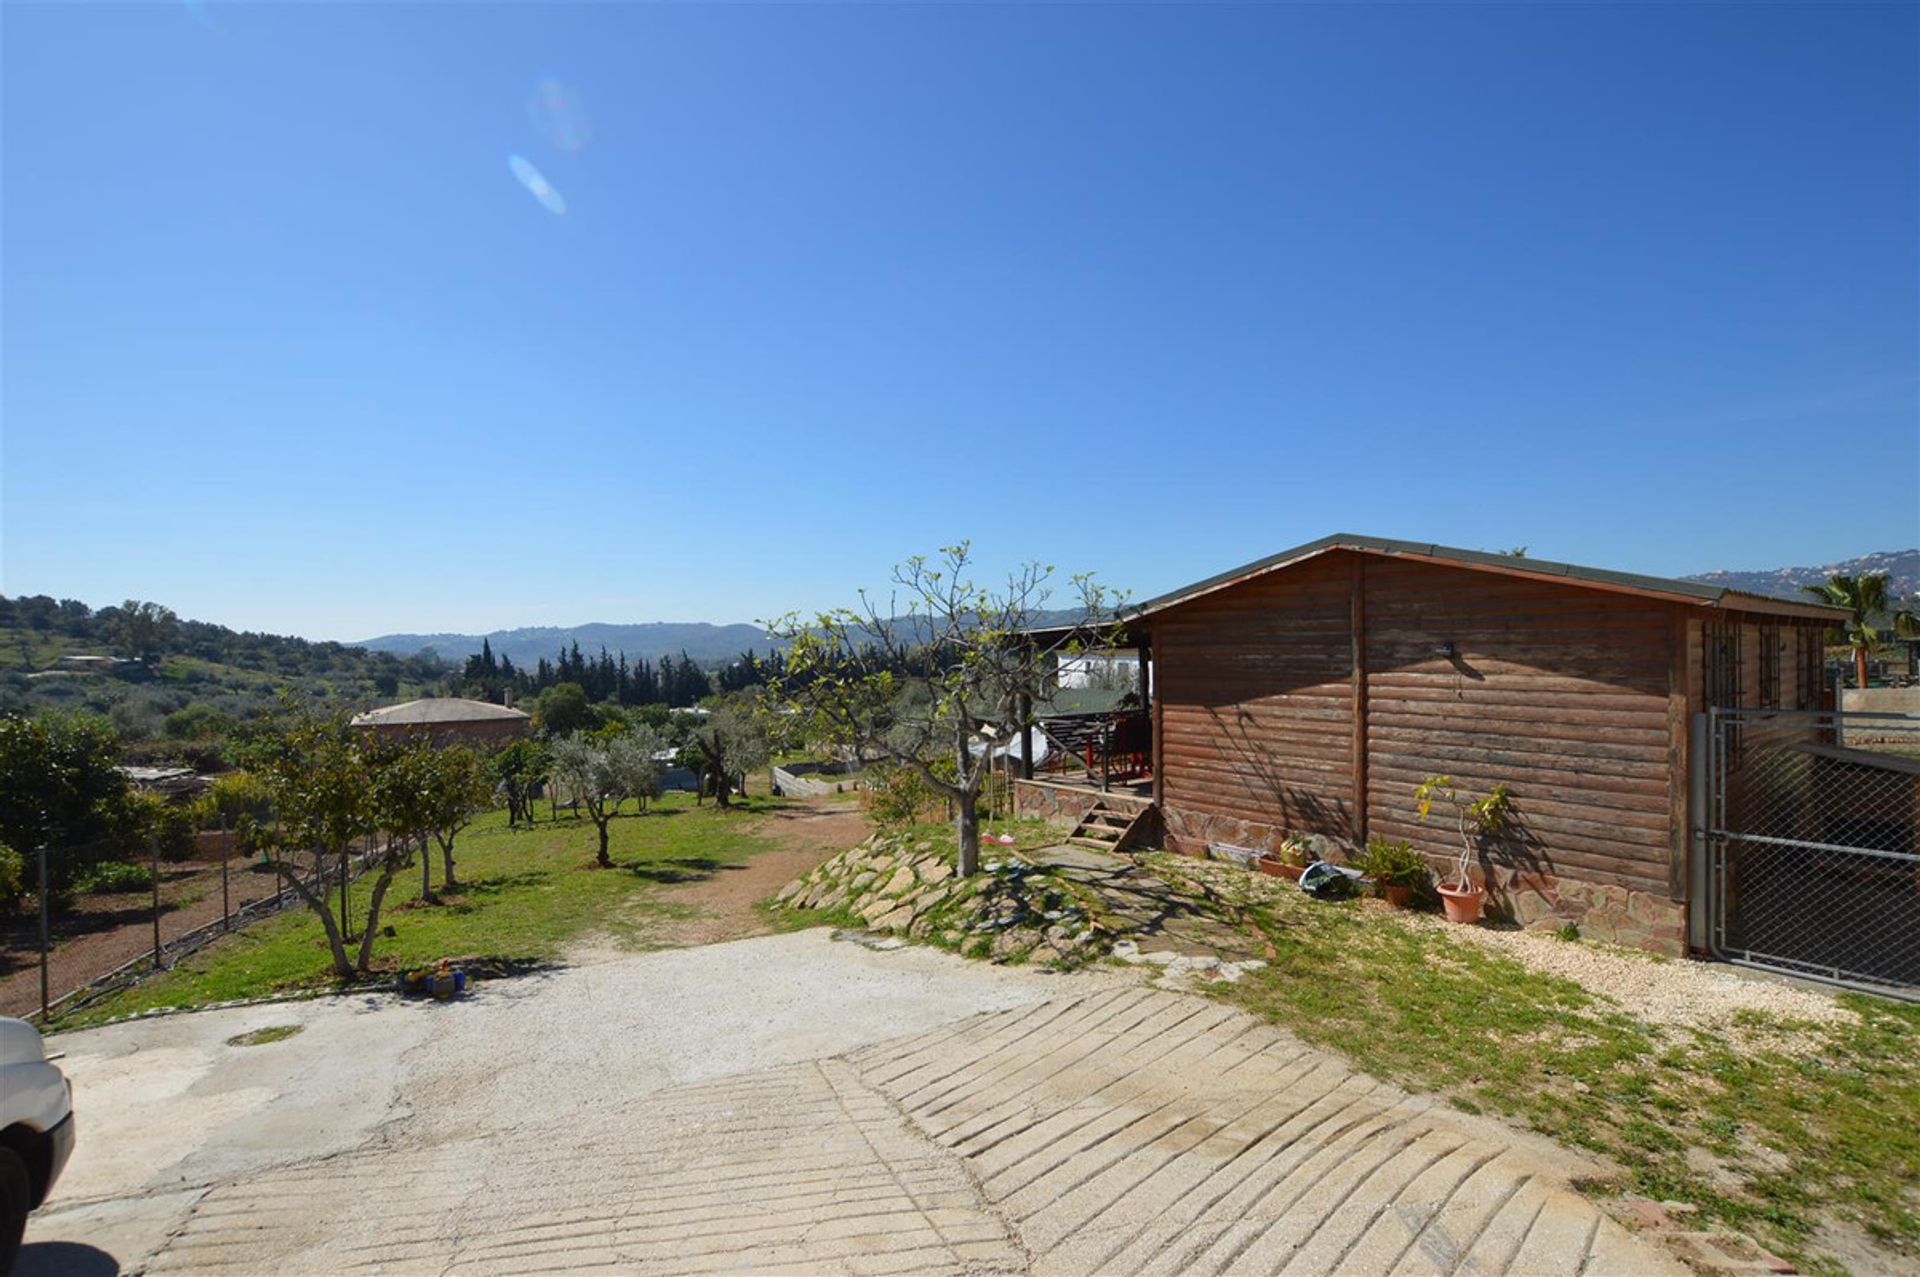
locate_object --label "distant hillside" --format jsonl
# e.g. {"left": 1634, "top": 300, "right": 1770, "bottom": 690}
{"left": 354, "top": 622, "right": 781, "bottom": 668}
{"left": 1684, "top": 549, "right": 1919, "bottom": 602}
{"left": 0, "top": 594, "right": 447, "bottom": 757}
{"left": 354, "top": 606, "right": 1108, "bottom": 669}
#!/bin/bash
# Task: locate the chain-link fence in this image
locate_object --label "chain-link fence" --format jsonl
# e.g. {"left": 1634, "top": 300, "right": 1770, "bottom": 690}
{"left": 1704, "top": 708, "right": 1919, "bottom": 999}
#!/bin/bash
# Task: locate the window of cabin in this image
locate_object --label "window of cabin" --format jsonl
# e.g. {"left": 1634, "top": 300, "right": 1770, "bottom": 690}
{"left": 1758, "top": 623, "right": 1781, "bottom": 708}
{"left": 1703, "top": 621, "right": 1741, "bottom": 709}
{"left": 1796, "top": 627, "right": 1825, "bottom": 710}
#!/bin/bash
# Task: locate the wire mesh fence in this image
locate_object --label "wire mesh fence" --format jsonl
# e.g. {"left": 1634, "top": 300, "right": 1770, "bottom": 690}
{"left": 6, "top": 830, "right": 392, "bottom": 1024}
{"left": 1706, "top": 709, "right": 1920, "bottom": 998}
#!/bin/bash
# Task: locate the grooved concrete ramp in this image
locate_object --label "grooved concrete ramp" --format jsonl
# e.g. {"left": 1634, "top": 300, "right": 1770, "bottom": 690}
{"left": 854, "top": 985, "right": 1678, "bottom": 1277}
{"left": 24, "top": 932, "right": 1682, "bottom": 1276}
{"left": 145, "top": 1059, "right": 1022, "bottom": 1275}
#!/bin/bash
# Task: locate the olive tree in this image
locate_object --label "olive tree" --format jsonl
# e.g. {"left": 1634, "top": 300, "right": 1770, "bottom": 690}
{"left": 768, "top": 543, "right": 1121, "bottom": 876}
{"left": 368, "top": 739, "right": 441, "bottom": 958}
{"left": 623, "top": 724, "right": 668, "bottom": 813}
{"left": 424, "top": 745, "right": 494, "bottom": 888}
{"left": 550, "top": 727, "right": 664, "bottom": 867}
{"left": 681, "top": 703, "right": 771, "bottom": 808}
{"left": 252, "top": 710, "right": 378, "bottom": 979}
{"left": 492, "top": 738, "right": 549, "bottom": 827}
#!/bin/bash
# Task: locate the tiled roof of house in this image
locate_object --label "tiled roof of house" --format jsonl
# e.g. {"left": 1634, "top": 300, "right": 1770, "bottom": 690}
{"left": 350, "top": 698, "right": 530, "bottom": 727}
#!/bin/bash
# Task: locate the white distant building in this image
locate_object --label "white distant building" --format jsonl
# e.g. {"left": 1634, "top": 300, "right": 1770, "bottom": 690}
{"left": 1055, "top": 650, "right": 1150, "bottom": 693}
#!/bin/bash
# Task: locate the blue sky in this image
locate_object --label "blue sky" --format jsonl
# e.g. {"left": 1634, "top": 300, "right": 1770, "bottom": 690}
{"left": 3, "top": 2, "right": 1915, "bottom": 641}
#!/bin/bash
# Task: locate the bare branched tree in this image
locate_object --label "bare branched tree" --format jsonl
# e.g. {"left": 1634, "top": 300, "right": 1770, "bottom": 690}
{"left": 768, "top": 543, "right": 1123, "bottom": 876}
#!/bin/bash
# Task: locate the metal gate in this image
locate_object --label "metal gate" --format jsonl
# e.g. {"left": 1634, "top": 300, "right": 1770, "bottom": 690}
{"left": 1698, "top": 708, "right": 1920, "bottom": 1000}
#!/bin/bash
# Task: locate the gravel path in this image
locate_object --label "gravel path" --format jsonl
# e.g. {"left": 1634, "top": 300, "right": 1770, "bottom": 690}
{"left": 1402, "top": 911, "right": 1855, "bottom": 1030}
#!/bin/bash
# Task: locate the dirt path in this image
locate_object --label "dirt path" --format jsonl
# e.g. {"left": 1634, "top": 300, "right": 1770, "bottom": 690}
{"left": 634, "top": 798, "right": 873, "bottom": 949}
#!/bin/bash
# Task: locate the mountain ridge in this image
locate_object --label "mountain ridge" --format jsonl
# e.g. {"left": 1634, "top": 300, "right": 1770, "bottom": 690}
{"left": 352, "top": 549, "right": 1918, "bottom": 665}
{"left": 353, "top": 622, "right": 779, "bottom": 668}
{"left": 1681, "top": 549, "right": 1917, "bottom": 602}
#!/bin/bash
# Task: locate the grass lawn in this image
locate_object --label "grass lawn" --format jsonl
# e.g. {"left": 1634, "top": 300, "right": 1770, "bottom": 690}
{"left": 53, "top": 791, "right": 786, "bottom": 1030}
{"left": 1159, "top": 855, "right": 1920, "bottom": 1277}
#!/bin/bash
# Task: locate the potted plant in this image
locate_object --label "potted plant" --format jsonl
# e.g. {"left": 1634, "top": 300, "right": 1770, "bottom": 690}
{"left": 1413, "top": 775, "right": 1512, "bottom": 924}
{"left": 1356, "top": 837, "right": 1427, "bottom": 907}
{"left": 1256, "top": 835, "right": 1315, "bottom": 881}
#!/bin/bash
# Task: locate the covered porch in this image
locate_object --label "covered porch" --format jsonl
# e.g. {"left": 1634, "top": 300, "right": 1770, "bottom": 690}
{"left": 1005, "top": 618, "right": 1156, "bottom": 793}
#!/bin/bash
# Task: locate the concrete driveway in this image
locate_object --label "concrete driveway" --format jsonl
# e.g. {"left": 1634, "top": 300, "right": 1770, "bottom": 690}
{"left": 23, "top": 931, "right": 1678, "bottom": 1275}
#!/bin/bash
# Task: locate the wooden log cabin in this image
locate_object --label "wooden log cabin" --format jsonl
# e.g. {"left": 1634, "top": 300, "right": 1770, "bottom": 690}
{"left": 1016, "top": 534, "right": 1848, "bottom": 954}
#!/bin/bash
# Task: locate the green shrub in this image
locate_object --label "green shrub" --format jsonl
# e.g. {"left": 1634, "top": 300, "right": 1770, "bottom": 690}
{"left": 0, "top": 843, "right": 23, "bottom": 911}
{"left": 862, "top": 763, "right": 944, "bottom": 826}
{"left": 131, "top": 790, "right": 200, "bottom": 863}
{"left": 1356, "top": 837, "right": 1430, "bottom": 891}
{"left": 74, "top": 859, "right": 153, "bottom": 894}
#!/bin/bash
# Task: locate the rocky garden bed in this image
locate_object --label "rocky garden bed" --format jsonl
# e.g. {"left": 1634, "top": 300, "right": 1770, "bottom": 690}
{"left": 774, "top": 832, "right": 1121, "bottom": 967}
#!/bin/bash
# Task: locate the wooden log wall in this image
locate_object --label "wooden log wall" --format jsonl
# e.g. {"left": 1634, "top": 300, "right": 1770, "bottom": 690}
{"left": 1152, "top": 552, "right": 1358, "bottom": 842}
{"left": 1358, "top": 559, "right": 1678, "bottom": 898}
{"left": 1149, "top": 550, "right": 1839, "bottom": 900}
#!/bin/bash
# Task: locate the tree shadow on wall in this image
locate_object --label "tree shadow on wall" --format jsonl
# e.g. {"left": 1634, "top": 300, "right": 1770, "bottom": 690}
{"left": 1203, "top": 706, "right": 1353, "bottom": 844}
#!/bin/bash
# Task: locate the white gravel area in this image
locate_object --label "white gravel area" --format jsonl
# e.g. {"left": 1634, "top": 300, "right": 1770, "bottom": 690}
{"left": 1404, "top": 911, "right": 1856, "bottom": 1030}
{"left": 1176, "top": 856, "right": 1856, "bottom": 1033}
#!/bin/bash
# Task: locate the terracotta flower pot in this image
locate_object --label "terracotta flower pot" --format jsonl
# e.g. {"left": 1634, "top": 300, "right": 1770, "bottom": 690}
{"left": 1256, "top": 857, "right": 1305, "bottom": 881}
{"left": 1383, "top": 884, "right": 1413, "bottom": 908}
{"left": 1436, "top": 883, "right": 1484, "bottom": 924}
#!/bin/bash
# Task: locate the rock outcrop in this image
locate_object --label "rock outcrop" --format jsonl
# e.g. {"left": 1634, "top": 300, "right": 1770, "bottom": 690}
{"left": 776, "top": 832, "right": 1115, "bottom": 967}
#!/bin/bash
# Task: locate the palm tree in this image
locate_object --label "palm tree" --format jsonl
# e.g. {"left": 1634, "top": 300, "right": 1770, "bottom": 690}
{"left": 1801, "top": 573, "right": 1920, "bottom": 689}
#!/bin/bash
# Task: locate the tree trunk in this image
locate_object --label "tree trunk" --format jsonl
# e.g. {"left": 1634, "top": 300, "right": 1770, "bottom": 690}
{"left": 438, "top": 831, "right": 458, "bottom": 889}
{"left": 955, "top": 794, "right": 981, "bottom": 877}
{"left": 595, "top": 817, "right": 612, "bottom": 868}
{"left": 420, "top": 835, "right": 432, "bottom": 901}
{"left": 269, "top": 856, "right": 355, "bottom": 979}
{"left": 356, "top": 859, "right": 403, "bottom": 974}
{"left": 1856, "top": 645, "right": 1870, "bottom": 689}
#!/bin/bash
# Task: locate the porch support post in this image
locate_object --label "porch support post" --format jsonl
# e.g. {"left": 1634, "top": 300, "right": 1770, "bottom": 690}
{"left": 1350, "top": 555, "right": 1368, "bottom": 845}
{"left": 1018, "top": 691, "right": 1033, "bottom": 782}
{"left": 1149, "top": 629, "right": 1165, "bottom": 808}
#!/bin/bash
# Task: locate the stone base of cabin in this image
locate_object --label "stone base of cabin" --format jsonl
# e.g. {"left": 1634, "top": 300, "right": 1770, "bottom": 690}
{"left": 1158, "top": 806, "right": 1339, "bottom": 861}
{"left": 1484, "top": 869, "right": 1688, "bottom": 956}
{"left": 1012, "top": 779, "right": 1155, "bottom": 829}
{"left": 1157, "top": 804, "right": 1687, "bottom": 957}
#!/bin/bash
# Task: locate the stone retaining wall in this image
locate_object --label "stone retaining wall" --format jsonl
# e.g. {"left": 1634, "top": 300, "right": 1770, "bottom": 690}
{"left": 1012, "top": 779, "right": 1152, "bottom": 829}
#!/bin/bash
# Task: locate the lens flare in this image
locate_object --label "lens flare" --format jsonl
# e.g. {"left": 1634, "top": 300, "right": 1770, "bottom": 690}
{"left": 507, "top": 154, "right": 567, "bottom": 215}
{"left": 528, "top": 78, "right": 591, "bottom": 153}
